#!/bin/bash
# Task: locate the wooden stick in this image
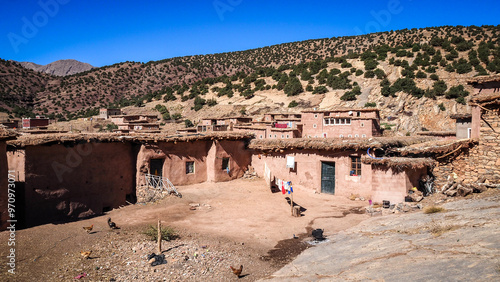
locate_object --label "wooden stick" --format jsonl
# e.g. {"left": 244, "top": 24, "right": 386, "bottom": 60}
{"left": 290, "top": 191, "right": 294, "bottom": 216}
{"left": 157, "top": 219, "right": 162, "bottom": 254}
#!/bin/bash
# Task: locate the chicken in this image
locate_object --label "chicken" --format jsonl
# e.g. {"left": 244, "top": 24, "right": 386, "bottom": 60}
{"left": 80, "top": 250, "right": 92, "bottom": 259}
{"left": 230, "top": 265, "right": 243, "bottom": 277}
{"left": 82, "top": 224, "right": 93, "bottom": 233}
{"left": 107, "top": 218, "right": 119, "bottom": 229}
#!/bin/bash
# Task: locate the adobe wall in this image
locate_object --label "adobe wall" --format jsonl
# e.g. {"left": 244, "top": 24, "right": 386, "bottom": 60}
{"left": 371, "top": 166, "right": 428, "bottom": 204}
{"left": 0, "top": 142, "right": 8, "bottom": 230}
{"left": 301, "top": 112, "right": 375, "bottom": 138}
{"left": 251, "top": 150, "right": 373, "bottom": 198}
{"left": 136, "top": 140, "right": 211, "bottom": 187}
{"left": 208, "top": 140, "right": 252, "bottom": 182}
{"left": 22, "top": 142, "right": 135, "bottom": 227}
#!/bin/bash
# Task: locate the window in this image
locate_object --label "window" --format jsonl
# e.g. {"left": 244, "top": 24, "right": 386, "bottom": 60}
{"left": 314, "top": 114, "right": 318, "bottom": 118}
{"left": 348, "top": 134, "right": 352, "bottom": 138}
{"left": 362, "top": 134, "right": 366, "bottom": 138}
{"left": 222, "top": 158, "right": 230, "bottom": 170}
{"left": 467, "top": 128, "right": 471, "bottom": 138}
{"left": 259, "top": 135, "right": 263, "bottom": 139}
{"left": 357, "top": 111, "right": 361, "bottom": 117}
{"left": 355, "top": 134, "right": 359, "bottom": 138}
{"left": 323, "top": 118, "right": 351, "bottom": 125}
{"left": 350, "top": 156, "right": 361, "bottom": 176}
{"left": 281, "top": 134, "right": 284, "bottom": 138}
{"left": 186, "top": 161, "right": 195, "bottom": 174}
{"left": 286, "top": 135, "right": 289, "bottom": 138}
{"left": 360, "top": 122, "right": 364, "bottom": 127}
{"left": 339, "top": 134, "right": 344, "bottom": 138}
{"left": 274, "top": 135, "right": 277, "bottom": 138}
{"left": 269, "top": 134, "right": 272, "bottom": 138}
{"left": 313, "top": 124, "right": 317, "bottom": 128}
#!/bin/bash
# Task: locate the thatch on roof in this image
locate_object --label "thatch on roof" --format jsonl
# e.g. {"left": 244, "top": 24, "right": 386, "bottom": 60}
{"left": 450, "top": 113, "right": 472, "bottom": 119}
{"left": 248, "top": 137, "right": 437, "bottom": 152}
{"left": 391, "top": 138, "right": 477, "bottom": 157}
{"left": 416, "top": 131, "right": 456, "bottom": 137}
{"left": 7, "top": 132, "right": 254, "bottom": 147}
{"left": 0, "top": 127, "right": 18, "bottom": 141}
{"left": 470, "top": 93, "right": 500, "bottom": 104}
{"left": 467, "top": 74, "right": 500, "bottom": 84}
{"left": 361, "top": 156, "right": 435, "bottom": 170}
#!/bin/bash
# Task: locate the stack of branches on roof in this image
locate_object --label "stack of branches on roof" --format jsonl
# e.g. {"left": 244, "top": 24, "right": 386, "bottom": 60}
{"left": 0, "top": 126, "right": 18, "bottom": 141}
{"left": 361, "top": 156, "right": 435, "bottom": 170}
{"left": 7, "top": 132, "right": 255, "bottom": 147}
{"left": 389, "top": 138, "right": 477, "bottom": 159}
{"left": 248, "top": 137, "right": 437, "bottom": 152}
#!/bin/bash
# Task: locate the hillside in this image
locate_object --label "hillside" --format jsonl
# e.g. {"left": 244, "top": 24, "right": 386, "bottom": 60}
{"left": 18, "top": 59, "right": 94, "bottom": 76}
{"left": 1, "top": 25, "right": 499, "bottom": 133}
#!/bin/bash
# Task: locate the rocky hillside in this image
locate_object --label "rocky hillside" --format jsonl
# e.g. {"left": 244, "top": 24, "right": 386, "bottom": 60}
{"left": 1, "top": 25, "right": 499, "bottom": 133}
{"left": 17, "top": 59, "right": 94, "bottom": 76}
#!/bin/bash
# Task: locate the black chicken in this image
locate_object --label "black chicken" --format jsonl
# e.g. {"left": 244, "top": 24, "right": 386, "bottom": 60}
{"left": 107, "top": 218, "right": 119, "bottom": 229}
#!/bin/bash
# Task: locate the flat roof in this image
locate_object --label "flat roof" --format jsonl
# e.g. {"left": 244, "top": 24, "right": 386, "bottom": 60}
{"left": 302, "top": 107, "right": 379, "bottom": 113}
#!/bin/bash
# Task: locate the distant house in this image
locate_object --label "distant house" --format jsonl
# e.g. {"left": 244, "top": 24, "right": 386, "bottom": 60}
{"left": 110, "top": 114, "right": 159, "bottom": 132}
{"left": 0, "top": 119, "right": 20, "bottom": 129}
{"left": 450, "top": 113, "right": 472, "bottom": 139}
{"left": 197, "top": 116, "right": 252, "bottom": 133}
{"left": 301, "top": 108, "right": 381, "bottom": 138}
{"left": 22, "top": 116, "right": 49, "bottom": 129}
{"left": 99, "top": 108, "right": 122, "bottom": 119}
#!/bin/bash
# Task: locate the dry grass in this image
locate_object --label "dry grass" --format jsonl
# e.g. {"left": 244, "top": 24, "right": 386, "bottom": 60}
{"left": 349, "top": 194, "right": 360, "bottom": 201}
{"left": 424, "top": 206, "right": 446, "bottom": 214}
{"left": 142, "top": 225, "right": 178, "bottom": 241}
{"left": 428, "top": 220, "right": 460, "bottom": 237}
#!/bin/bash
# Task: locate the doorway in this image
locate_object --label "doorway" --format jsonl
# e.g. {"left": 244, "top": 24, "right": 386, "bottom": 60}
{"left": 150, "top": 159, "right": 164, "bottom": 177}
{"left": 321, "top": 162, "right": 335, "bottom": 194}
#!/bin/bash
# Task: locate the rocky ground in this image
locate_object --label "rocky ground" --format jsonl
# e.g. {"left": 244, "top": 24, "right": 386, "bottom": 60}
{"left": 262, "top": 189, "right": 500, "bottom": 281}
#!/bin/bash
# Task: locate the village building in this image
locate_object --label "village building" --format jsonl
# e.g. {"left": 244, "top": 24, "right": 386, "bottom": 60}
{"left": 248, "top": 137, "right": 435, "bottom": 205}
{"left": 110, "top": 114, "right": 160, "bottom": 133}
{"left": 301, "top": 108, "right": 382, "bottom": 138}
{"left": 5, "top": 132, "right": 251, "bottom": 228}
{"left": 197, "top": 116, "right": 252, "bottom": 132}
{"left": 0, "top": 119, "right": 20, "bottom": 129}
{"left": 22, "top": 116, "right": 50, "bottom": 129}
{"left": 99, "top": 108, "right": 122, "bottom": 119}
{"left": 450, "top": 113, "right": 472, "bottom": 139}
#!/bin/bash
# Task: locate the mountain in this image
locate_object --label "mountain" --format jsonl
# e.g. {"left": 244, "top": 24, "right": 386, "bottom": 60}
{"left": 1, "top": 25, "right": 499, "bottom": 133}
{"left": 18, "top": 59, "right": 94, "bottom": 76}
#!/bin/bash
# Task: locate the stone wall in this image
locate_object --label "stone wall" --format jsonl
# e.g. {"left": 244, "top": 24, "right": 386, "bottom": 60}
{"left": 0, "top": 142, "right": 8, "bottom": 230}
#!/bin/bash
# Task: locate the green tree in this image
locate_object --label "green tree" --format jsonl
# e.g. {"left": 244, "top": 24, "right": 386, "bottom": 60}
{"left": 284, "top": 77, "right": 304, "bottom": 96}
{"left": 433, "top": 80, "right": 448, "bottom": 96}
{"left": 288, "top": 100, "right": 298, "bottom": 108}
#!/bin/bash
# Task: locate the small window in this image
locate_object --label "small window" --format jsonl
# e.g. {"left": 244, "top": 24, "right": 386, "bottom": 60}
{"left": 362, "top": 134, "right": 366, "bottom": 138}
{"left": 313, "top": 124, "right": 317, "bottom": 128}
{"left": 339, "top": 134, "right": 344, "bottom": 138}
{"left": 348, "top": 134, "right": 352, "bottom": 138}
{"left": 222, "top": 157, "right": 230, "bottom": 170}
{"left": 281, "top": 134, "right": 284, "bottom": 138}
{"left": 186, "top": 161, "right": 195, "bottom": 174}
{"left": 274, "top": 134, "right": 277, "bottom": 138}
{"left": 324, "top": 118, "right": 330, "bottom": 125}
{"left": 314, "top": 114, "right": 318, "bottom": 118}
{"left": 360, "top": 122, "right": 364, "bottom": 127}
{"left": 286, "top": 135, "right": 289, "bottom": 138}
{"left": 269, "top": 134, "right": 272, "bottom": 138}
{"left": 355, "top": 134, "right": 359, "bottom": 138}
{"left": 357, "top": 111, "right": 361, "bottom": 117}
{"left": 346, "top": 119, "right": 351, "bottom": 125}
{"left": 259, "top": 135, "right": 263, "bottom": 139}
{"left": 350, "top": 156, "right": 361, "bottom": 176}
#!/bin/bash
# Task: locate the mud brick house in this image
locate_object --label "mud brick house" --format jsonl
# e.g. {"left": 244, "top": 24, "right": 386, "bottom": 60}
{"left": 450, "top": 113, "right": 472, "bottom": 139}
{"left": 99, "top": 108, "right": 122, "bottom": 119}
{"left": 233, "top": 124, "right": 267, "bottom": 139}
{"left": 5, "top": 132, "right": 251, "bottom": 228}
{"left": 0, "top": 128, "right": 17, "bottom": 230}
{"left": 110, "top": 114, "right": 160, "bottom": 133}
{"left": 249, "top": 137, "right": 434, "bottom": 204}
{"left": 22, "top": 116, "right": 50, "bottom": 129}
{"left": 197, "top": 116, "right": 252, "bottom": 132}
{"left": 301, "top": 108, "right": 382, "bottom": 138}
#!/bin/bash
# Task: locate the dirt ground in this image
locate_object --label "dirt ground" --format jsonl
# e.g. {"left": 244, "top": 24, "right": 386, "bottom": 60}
{"left": 0, "top": 178, "right": 369, "bottom": 281}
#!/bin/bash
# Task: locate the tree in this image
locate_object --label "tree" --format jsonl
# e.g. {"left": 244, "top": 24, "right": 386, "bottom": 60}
{"left": 184, "top": 119, "right": 194, "bottom": 128}
{"left": 288, "top": 100, "right": 298, "bottom": 108}
{"left": 284, "top": 77, "right": 304, "bottom": 96}
{"left": 433, "top": 80, "right": 448, "bottom": 96}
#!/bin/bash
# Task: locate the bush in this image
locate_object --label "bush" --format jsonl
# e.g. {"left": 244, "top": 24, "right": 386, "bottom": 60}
{"left": 306, "top": 84, "right": 314, "bottom": 92}
{"left": 364, "top": 102, "right": 376, "bottom": 107}
{"left": 438, "top": 103, "right": 445, "bottom": 111}
{"left": 142, "top": 225, "right": 178, "bottom": 241}
{"left": 184, "top": 119, "right": 194, "bottom": 128}
{"left": 340, "top": 86, "right": 361, "bottom": 101}
{"left": 312, "top": 85, "right": 328, "bottom": 94}
{"left": 288, "top": 100, "right": 298, "bottom": 108}
{"left": 430, "top": 74, "right": 439, "bottom": 81}
{"left": 364, "top": 70, "right": 375, "bottom": 78}
{"left": 373, "top": 68, "right": 386, "bottom": 79}
{"left": 416, "top": 71, "right": 427, "bottom": 78}
{"left": 433, "top": 80, "right": 448, "bottom": 96}
{"left": 283, "top": 77, "right": 304, "bottom": 96}
{"left": 355, "top": 69, "right": 364, "bottom": 76}
{"left": 207, "top": 98, "right": 217, "bottom": 107}
{"left": 424, "top": 206, "right": 446, "bottom": 214}
{"left": 445, "top": 85, "right": 469, "bottom": 99}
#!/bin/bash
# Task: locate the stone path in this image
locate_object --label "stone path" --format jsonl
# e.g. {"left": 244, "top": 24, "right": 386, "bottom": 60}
{"left": 260, "top": 195, "right": 500, "bottom": 281}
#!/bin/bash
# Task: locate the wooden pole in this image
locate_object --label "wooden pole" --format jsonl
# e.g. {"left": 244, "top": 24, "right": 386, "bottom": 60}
{"left": 157, "top": 219, "right": 162, "bottom": 254}
{"left": 290, "top": 191, "right": 294, "bottom": 216}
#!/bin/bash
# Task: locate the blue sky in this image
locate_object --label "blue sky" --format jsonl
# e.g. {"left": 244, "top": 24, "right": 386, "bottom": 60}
{"left": 1, "top": 0, "right": 499, "bottom": 67}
